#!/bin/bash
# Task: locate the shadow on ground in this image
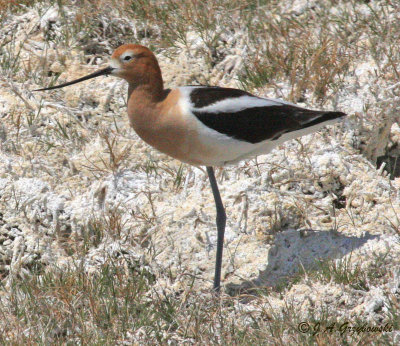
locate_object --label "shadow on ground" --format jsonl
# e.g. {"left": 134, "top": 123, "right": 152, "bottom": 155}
{"left": 225, "top": 228, "right": 378, "bottom": 296}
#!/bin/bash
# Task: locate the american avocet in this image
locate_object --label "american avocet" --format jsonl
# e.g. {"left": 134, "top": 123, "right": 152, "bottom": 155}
{"left": 35, "top": 44, "right": 346, "bottom": 292}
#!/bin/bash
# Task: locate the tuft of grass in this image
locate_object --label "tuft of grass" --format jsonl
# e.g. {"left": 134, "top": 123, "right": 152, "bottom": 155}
{"left": 312, "top": 255, "right": 368, "bottom": 291}
{"left": 239, "top": 4, "right": 352, "bottom": 102}
{"left": 98, "top": 129, "right": 132, "bottom": 173}
{"left": 0, "top": 0, "right": 37, "bottom": 18}
{"left": 0, "top": 260, "right": 155, "bottom": 344}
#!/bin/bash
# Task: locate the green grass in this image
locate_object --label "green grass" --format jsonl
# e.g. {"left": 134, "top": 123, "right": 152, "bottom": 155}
{"left": 1, "top": 261, "right": 155, "bottom": 344}
{"left": 1, "top": 212, "right": 396, "bottom": 344}
{"left": 2, "top": 258, "right": 398, "bottom": 344}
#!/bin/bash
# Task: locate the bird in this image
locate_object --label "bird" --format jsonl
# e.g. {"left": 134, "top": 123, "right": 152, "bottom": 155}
{"left": 34, "top": 44, "right": 346, "bottom": 292}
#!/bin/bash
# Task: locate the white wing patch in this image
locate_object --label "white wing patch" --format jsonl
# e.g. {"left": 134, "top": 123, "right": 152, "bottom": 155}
{"left": 178, "top": 87, "right": 198, "bottom": 117}
{"left": 177, "top": 87, "right": 259, "bottom": 165}
{"left": 178, "top": 86, "right": 285, "bottom": 114}
{"left": 193, "top": 95, "right": 282, "bottom": 113}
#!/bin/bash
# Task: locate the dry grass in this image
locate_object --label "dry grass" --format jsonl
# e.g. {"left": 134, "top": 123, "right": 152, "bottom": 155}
{"left": 1, "top": 258, "right": 398, "bottom": 344}
{"left": 240, "top": 0, "right": 399, "bottom": 104}
{"left": 1, "top": 0, "right": 400, "bottom": 344}
{"left": 0, "top": 0, "right": 36, "bottom": 16}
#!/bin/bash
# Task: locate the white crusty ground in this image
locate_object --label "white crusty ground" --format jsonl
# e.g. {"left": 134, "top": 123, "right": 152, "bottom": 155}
{"left": 1, "top": 0, "right": 400, "bottom": 330}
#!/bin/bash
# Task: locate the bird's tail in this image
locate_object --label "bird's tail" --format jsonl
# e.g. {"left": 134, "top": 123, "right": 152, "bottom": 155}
{"left": 298, "top": 110, "right": 346, "bottom": 129}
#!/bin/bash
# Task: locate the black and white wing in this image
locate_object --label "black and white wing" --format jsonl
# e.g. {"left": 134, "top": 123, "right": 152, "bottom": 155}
{"left": 181, "top": 86, "right": 346, "bottom": 144}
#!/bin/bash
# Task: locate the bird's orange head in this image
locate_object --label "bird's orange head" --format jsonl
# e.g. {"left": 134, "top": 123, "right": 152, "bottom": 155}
{"left": 110, "top": 44, "right": 156, "bottom": 78}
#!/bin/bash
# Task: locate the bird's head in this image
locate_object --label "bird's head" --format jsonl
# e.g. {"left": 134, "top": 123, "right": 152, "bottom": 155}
{"left": 34, "top": 44, "right": 162, "bottom": 92}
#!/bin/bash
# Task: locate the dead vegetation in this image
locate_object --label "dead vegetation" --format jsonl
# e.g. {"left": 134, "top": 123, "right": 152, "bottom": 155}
{"left": 1, "top": 0, "right": 400, "bottom": 344}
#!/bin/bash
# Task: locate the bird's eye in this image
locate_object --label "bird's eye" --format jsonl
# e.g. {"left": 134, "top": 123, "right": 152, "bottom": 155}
{"left": 123, "top": 55, "right": 132, "bottom": 61}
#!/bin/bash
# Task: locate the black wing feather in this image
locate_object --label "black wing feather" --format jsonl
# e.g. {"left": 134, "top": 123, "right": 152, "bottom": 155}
{"left": 190, "top": 86, "right": 252, "bottom": 108}
{"left": 190, "top": 87, "right": 346, "bottom": 144}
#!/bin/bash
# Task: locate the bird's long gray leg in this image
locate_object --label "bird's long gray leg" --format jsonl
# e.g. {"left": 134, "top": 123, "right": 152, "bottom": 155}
{"left": 206, "top": 166, "right": 226, "bottom": 292}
